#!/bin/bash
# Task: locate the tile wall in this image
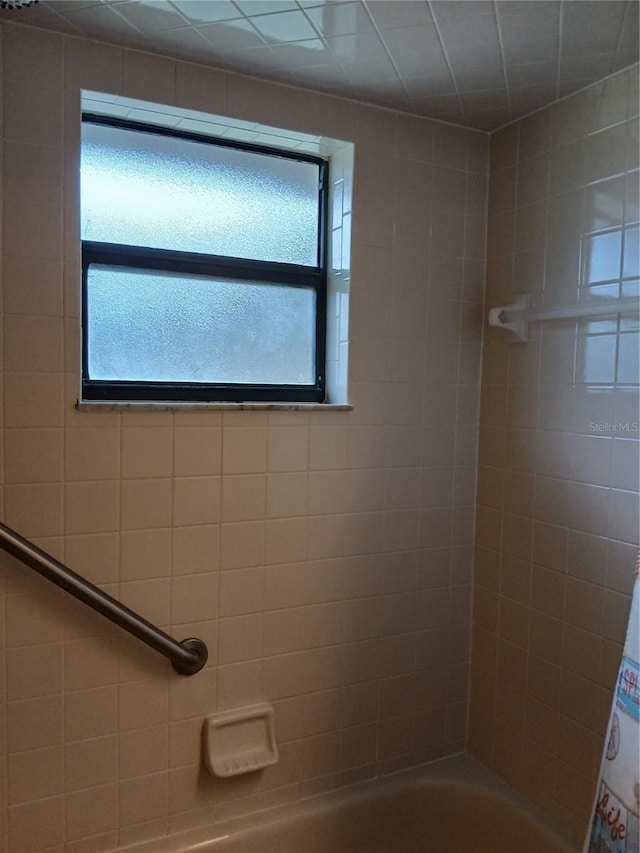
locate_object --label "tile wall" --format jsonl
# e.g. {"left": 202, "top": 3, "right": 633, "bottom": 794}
{"left": 469, "top": 64, "right": 639, "bottom": 844}
{"left": 0, "top": 21, "right": 488, "bottom": 852}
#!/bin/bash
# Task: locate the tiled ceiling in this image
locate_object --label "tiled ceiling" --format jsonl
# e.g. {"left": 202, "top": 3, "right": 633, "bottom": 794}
{"left": 4, "top": 0, "right": 639, "bottom": 130}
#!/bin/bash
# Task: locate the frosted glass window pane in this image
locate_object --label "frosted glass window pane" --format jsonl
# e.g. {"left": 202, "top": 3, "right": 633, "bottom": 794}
{"left": 623, "top": 226, "right": 639, "bottom": 278}
{"left": 576, "top": 334, "right": 617, "bottom": 384}
{"left": 81, "top": 122, "right": 320, "bottom": 266}
{"left": 86, "top": 266, "right": 315, "bottom": 385}
{"left": 582, "top": 230, "right": 622, "bottom": 284}
{"left": 618, "top": 332, "right": 640, "bottom": 384}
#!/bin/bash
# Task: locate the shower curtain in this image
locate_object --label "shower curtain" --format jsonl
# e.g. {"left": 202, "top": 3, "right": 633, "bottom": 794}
{"left": 584, "top": 554, "right": 639, "bottom": 853}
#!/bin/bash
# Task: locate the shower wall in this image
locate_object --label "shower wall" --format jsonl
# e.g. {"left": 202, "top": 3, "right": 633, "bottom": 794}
{"left": 0, "top": 22, "right": 488, "bottom": 852}
{"left": 470, "top": 64, "right": 639, "bottom": 843}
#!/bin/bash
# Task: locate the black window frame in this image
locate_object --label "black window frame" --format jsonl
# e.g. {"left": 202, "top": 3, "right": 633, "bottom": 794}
{"left": 81, "top": 113, "right": 329, "bottom": 404}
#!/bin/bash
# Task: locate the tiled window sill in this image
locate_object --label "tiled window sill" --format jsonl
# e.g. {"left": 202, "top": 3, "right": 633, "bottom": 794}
{"left": 77, "top": 401, "right": 352, "bottom": 413}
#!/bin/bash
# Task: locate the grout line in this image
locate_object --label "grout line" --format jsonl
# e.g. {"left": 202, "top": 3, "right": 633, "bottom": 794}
{"left": 114, "top": 408, "right": 124, "bottom": 843}
{"left": 451, "top": 132, "right": 470, "bottom": 744}
{"left": 166, "top": 410, "right": 176, "bottom": 832}
{"left": 554, "top": 0, "right": 564, "bottom": 103}
{"left": 426, "top": 0, "right": 464, "bottom": 120}
{"left": 613, "top": 1, "right": 635, "bottom": 73}
{"left": 60, "top": 68, "right": 71, "bottom": 849}
{"left": 359, "top": 0, "right": 414, "bottom": 112}
{"left": 492, "top": 0, "right": 511, "bottom": 113}
{"left": 491, "top": 60, "right": 640, "bottom": 135}
{"left": 0, "top": 23, "right": 6, "bottom": 853}
{"left": 486, "top": 115, "right": 522, "bottom": 769}
{"left": 522, "top": 106, "right": 548, "bottom": 785}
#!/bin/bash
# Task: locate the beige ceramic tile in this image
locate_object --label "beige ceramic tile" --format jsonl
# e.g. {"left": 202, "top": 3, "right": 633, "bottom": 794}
{"left": 5, "top": 591, "right": 63, "bottom": 648}
{"left": 4, "top": 24, "right": 63, "bottom": 86}
{"left": 118, "top": 772, "right": 169, "bottom": 827}
{"left": 64, "top": 685, "right": 118, "bottom": 742}
{"left": 8, "top": 744, "right": 65, "bottom": 805}
{"left": 5, "top": 483, "right": 63, "bottom": 538}
{"left": 65, "top": 480, "right": 119, "bottom": 535}
{"left": 121, "top": 479, "right": 173, "bottom": 530}
{"left": 121, "top": 528, "right": 172, "bottom": 581}
{"left": 3, "top": 80, "right": 63, "bottom": 147}
{"left": 266, "top": 518, "right": 308, "bottom": 566}
{"left": 174, "top": 427, "right": 221, "bottom": 477}
{"left": 122, "top": 428, "right": 173, "bottom": 479}
{"left": 175, "top": 62, "right": 226, "bottom": 114}
{"left": 169, "top": 717, "right": 202, "bottom": 770}
{"left": 64, "top": 428, "right": 120, "bottom": 481}
{"left": 65, "top": 735, "right": 117, "bottom": 791}
{"left": 8, "top": 795, "right": 65, "bottom": 852}
{"left": 122, "top": 51, "right": 176, "bottom": 103}
{"left": 64, "top": 637, "right": 119, "bottom": 692}
{"left": 7, "top": 695, "right": 63, "bottom": 754}
{"left": 219, "top": 567, "right": 263, "bottom": 617}
{"left": 173, "top": 477, "right": 221, "bottom": 526}
{"left": 118, "top": 678, "right": 169, "bottom": 733}
{"left": 5, "top": 428, "right": 62, "bottom": 484}
{"left": 4, "top": 255, "right": 63, "bottom": 317}
{"left": 217, "top": 660, "right": 263, "bottom": 711}
{"left": 309, "top": 425, "right": 349, "bottom": 470}
{"left": 221, "top": 474, "right": 266, "bottom": 523}
{"left": 266, "top": 472, "right": 309, "bottom": 518}
{"left": 220, "top": 521, "right": 265, "bottom": 570}
{"left": 222, "top": 427, "right": 267, "bottom": 474}
{"left": 170, "top": 573, "right": 217, "bottom": 624}
{"left": 119, "top": 726, "right": 169, "bottom": 779}
{"left": 66, "top": 783, "right": 118, "bottom": 842}
{"left": 267, "top": 426, "right": 309, "bottom": 472}
{"left": 172, "top": 525, "right": 220, "bottom": 575}
{"left": 6, "top": 644, "right": 62, "bottom": 702}
{"left": 4, "top": 314, "right": 63, "bottom": 374}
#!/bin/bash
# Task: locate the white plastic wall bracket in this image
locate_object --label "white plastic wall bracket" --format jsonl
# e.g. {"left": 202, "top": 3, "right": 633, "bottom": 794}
{"left": 488, "top": 293, "right": 531, "bottom": 342}
{"left": 202, "top": 703, "right": 278, "bottom": 778}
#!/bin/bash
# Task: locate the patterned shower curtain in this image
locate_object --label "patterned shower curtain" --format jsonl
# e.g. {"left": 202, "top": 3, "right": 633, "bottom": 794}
{"left": 584, "top": 555, "right": 639, "bottom": 853}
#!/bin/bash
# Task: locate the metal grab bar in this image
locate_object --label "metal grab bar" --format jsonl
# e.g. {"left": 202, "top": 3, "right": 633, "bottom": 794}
{"left": 0, "top": 521, "right": 208, "bottom": 676}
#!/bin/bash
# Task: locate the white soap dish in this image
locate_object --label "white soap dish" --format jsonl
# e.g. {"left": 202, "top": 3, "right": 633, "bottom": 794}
{"left": 202, "top": 703, "right": 278, "bottom": 778}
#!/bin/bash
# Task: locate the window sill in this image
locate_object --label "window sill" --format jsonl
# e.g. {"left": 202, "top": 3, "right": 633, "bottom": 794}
{"left": 76, "top": 401, "right": 352, "bottom": 413}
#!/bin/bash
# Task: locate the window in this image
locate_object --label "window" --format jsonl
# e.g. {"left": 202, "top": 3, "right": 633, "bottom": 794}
{"left": 80, "top": 114, "right": 328, "bottom": 403}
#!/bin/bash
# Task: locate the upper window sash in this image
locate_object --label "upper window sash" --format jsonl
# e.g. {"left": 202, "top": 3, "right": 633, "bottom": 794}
{"left": 81, "top": 114, "right": 328, "bottom": 269}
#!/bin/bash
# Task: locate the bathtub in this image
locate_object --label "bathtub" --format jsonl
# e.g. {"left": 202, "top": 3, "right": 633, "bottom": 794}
{"left": 123, "top": 754, "right": 579, "bottom": 853}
